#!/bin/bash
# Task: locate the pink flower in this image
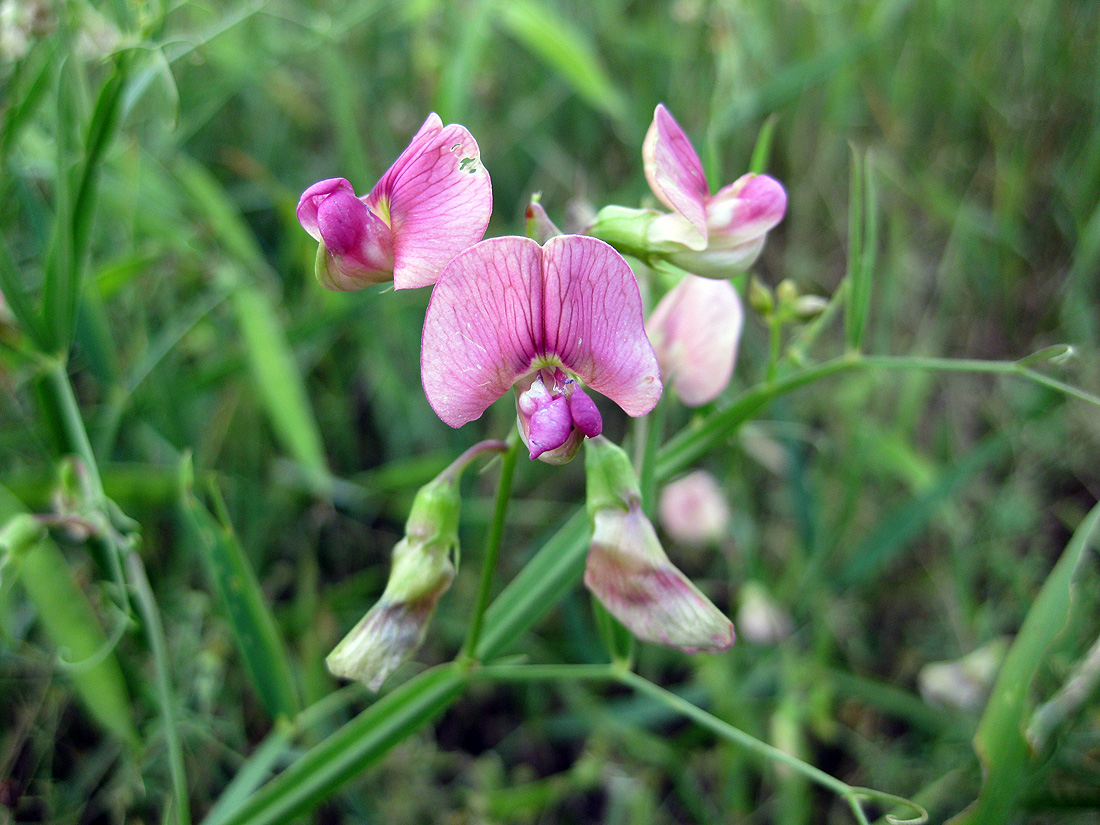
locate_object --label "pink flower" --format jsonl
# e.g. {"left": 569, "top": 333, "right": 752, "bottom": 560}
{"left": 584, "top": 436, "right": 735, "bottom": 652}
{"left": 658, "top": 470, "right": 731, "bottom": 545}
{"left": 645, "top": 274, "right": 743, "bottom": 406}
{"left": 643, "top": 104, "right": 786, "bottom": 278}
{"left": 421, "top": 235, "right": 662, "bottom": 463}
{"left": 297, "top": 114, "right": 492, "bottom": 291}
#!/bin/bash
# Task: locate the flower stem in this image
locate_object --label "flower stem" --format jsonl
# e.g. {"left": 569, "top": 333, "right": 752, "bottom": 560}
{"left": 636, "top": 387, "right": 669, "bottom": 521}
{"left": 462, "top": 431, "right": 521, "bottom": 660}
{"left": 473, "top": 663, "right": 926, "bottom": 824}
{"left": 36, "top": 356, "right": 191, "bottom": 825}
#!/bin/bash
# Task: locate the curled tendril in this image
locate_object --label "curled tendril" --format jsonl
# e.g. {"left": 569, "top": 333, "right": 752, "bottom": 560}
{"left": 849, "top": 787, "right": 929, "bottom": 825}
{"left": 55, "top": 598, "right": 133, "bottom": 675}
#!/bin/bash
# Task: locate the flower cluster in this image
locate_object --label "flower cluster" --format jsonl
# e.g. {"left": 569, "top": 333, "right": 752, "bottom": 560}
{"left": 299, "top": 105, "right": 786, "bottom": 686}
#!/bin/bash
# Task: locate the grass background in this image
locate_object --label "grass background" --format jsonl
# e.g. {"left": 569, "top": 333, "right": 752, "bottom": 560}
{"left": 2, "top": 0, "right": 1100, "bottom": 822}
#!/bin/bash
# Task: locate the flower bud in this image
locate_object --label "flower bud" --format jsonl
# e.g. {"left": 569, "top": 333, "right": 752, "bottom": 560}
{"left": 585, "top": 205, "right": 659, "bottom": 257}
{"left": 326, "top": 441, "right": 505, "bottom": 690}
{"left": 918, "top": 637, "right": 1008, "bottom": 713}
{"left": 524, "top": 197, "right": 563, "bottom": 243}
{"left": 735, "top": 581, "right": 793, "bottom": 645}
{"left": 583, "top": 437, "right": 735, "bottom": 653}
{"left": 658, "top": 470, "right": 731, "bottom": 545}
{"left": 748, "top": 276, "right": 775, "bottom": 318}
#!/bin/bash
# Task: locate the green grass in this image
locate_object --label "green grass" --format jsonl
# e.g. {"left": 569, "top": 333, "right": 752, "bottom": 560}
{"left": 2, "top": 0, "right": 1100, "bottom": 823}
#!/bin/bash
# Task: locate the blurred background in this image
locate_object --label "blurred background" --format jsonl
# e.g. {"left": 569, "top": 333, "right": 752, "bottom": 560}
{"left": 2, "top": 0, "right": 1100, "bottom": 822}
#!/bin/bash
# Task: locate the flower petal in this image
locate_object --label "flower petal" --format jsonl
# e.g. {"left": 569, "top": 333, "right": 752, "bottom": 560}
{"left": 706, "top": 173, "right": 787, "bottom": 248}
{"left": 642, "top": 104, "right": 709, "bottom": 250}
{"left": 422, "top": 237, "right": 544, "bottom": 427}
{"left": 370, "top": 114, "right": 493, "bottom": 289}
{"left": 646, "top": 275, "right": 743, "bottom": 406}
{"left": 584, "top": 506, "right": 735, "bottom": 653}
{"left": 542, "top": 235, "right": 662, "bottom": 416}
{"left": 297, "top": 178, "right": 355, "bottom": 242}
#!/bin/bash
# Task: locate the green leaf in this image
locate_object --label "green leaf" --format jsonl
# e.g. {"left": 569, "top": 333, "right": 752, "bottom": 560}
{"left": 949, "top": 500, "right": 1100, "bottom": 825}
{"left": 179, "top": 464, "right": 300, "bottom": 721}
{"left": 844, "top": 148, "right": 878, "bottom": 352}
{"left": 0, "top": 486, "right": 138, "bottom": 748}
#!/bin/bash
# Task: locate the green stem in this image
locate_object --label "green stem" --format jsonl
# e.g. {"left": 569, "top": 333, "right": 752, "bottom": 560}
{"left": 37, "top": 356, "right": 191, "bottom": 824}
{"left": 614, "top": 670, "right": 854, "bottom": 799}
{"left": 41, "top": 356, "right": 104, "bottom": 500}
{"left": 475, "top": 663, "right": 924, "bottom": 824}
{"left": 462, "top": 432, "right": 521, "bottom": 659}
{"left": 767, "top": 314, "right": 783, "bottom": 382}
{"left": 658, "top": 351, "right": 1100, "bottom": 482}
{"left": 636, "top": 388, "right": 669, "bottom": 521}
{"left": 127, "top": 546, "right": 191, "bottom": 825}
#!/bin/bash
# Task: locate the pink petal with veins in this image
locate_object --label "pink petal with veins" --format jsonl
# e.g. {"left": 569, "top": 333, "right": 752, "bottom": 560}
{"left": 421, "top": 235, "right": 661, "bottom": 427}
{"left": 369, "top": 114, "right": 493, "bottom": 289}
{"left": 540, "top": 235, "right": 662, "bottom": 416}
{"left": 642, "top": 104, "right": 709, "bottom": 251}
{"left": 646, "top": 275, "right": 743, "bottom": 406}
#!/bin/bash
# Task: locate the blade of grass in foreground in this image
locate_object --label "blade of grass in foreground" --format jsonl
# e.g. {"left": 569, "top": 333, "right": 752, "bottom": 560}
{"left": 949, "top": 499, "right": 1100, "bottom": 825}
{"left": 207, "top": 664, "right": 466, "bottom": 825}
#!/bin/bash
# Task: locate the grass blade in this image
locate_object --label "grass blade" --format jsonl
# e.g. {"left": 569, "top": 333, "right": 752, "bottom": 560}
{"left": 496, "top": 0, "right": 628, "bottom": 124}
{"left": 180, "top": 463, "right": 300, "bottom": 721}
{"left": 949, "top": 499, "right": 1100, "bottom": 825}
{"left": 0, "top": 487, "right": 138, "bottom": 748}
{"left": 209, "top": 664, "right": 467, "bottom": 825}
{"left": 229, "top": 275, "right": 332, "bottom": 499}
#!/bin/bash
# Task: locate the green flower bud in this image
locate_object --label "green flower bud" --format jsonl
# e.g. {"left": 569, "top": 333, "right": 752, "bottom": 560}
{"left": 585, "top": 205, "right": 659, "bottom": 258}
{"left": 326, "top": 441, "right": 505, "bottom": 690}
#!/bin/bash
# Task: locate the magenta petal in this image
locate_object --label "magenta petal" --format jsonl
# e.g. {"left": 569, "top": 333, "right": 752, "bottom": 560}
{"left": 527, "top": 394, "right": 574, "bottom": 459}
{"left": 370, "top": 114, "right": 493, "bottom": 289}
{"left": 646, "top": 276, "right": 743, "bottom": 406}
{"left": 642, "top": 105, "right": 709, "bottom": 250}
{"left": 706, "top": 173, "right": 787, "bottom": 248}
{"left": 315, "top": 188, "right": 370, "bottom": 254}
{"left": 422, "top": 237, "right": 544, "bottom": 427}
{"left": 297, "top": 178, "right": 355, "bottom": 242}
{"left": 542, "top": 236, "right": 662, "bottom": 416}
{"left": 568, "top": 387, "right": 603, "bottom": 437}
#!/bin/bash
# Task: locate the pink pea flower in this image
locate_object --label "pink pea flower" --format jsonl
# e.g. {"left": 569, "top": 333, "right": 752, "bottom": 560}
{"left": 297, "top": 114, "right": 492, "bottom": 291}
{"left": 584, "top": 436, "right": 735, "bottom": 652}
{"left": 646, "top": 274, "right": 743, "bottom": 406}
{"left": 658, "top": 469, "right": 731, "bottom": 545}
{"left": 643, "top": 104, "right": 786, "bottom": 278}
{"left": 421, "top": 235, "right": 662, "bottom": 463}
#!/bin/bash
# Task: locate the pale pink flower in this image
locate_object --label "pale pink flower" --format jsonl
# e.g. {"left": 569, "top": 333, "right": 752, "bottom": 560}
{"left": 584, "top": 436, "right": 735, "bottom": 652}
{"left": 658, "top": 470, "right": 731, "bottom": 545}
{"left": 297, "top": 114, "right": 492, "bottom": 291}
{"left": 421, "top": 235, "right": 662, "bottom": 463}
{"left": 643, "top": 104, "right": 786, "bottom": 278}
{"left": 646, "top": 275, "right": 743, "bottom": 406}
